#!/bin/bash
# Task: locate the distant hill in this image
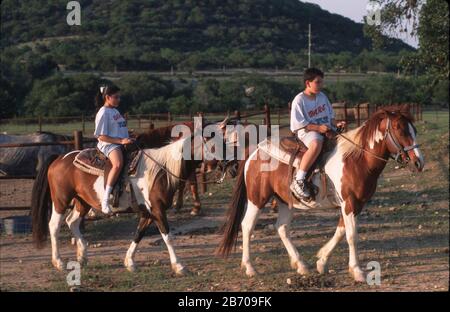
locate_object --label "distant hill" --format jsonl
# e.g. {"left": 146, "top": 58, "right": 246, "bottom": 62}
{"left": 1, "top": 0, "right": 412, "bottom": 53}
{"left": 0, "top": 0, "right": 417, "bottom": 77}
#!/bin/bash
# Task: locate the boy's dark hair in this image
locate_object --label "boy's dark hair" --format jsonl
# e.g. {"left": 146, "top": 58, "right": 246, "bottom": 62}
{"left": 303, "top": 67, "right": 324, "bottom": 84}
{"left": 95, "top": 84, "right": 120, "bottom": 111}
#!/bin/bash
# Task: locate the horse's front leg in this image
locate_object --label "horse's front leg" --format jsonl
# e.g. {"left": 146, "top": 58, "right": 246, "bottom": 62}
{"left": 341, "top": 198, "right": 365, "bottom": 282}
{"left": 173, "top": 181, "right": 185, "bottom": 212}
{"left": 124, "top": 211, "right": 153, "bottom": 272}
{"left": 276, "top": 204, "right": 309, "bottom": 275}
{"left": 316, "top": 215, "right": 346, "bottom": 274}
{"left": 188, "top": 172, "right": 202, "bottom": 216}
{"left": 153, "top": 202, "right": 186, "bottom": 276}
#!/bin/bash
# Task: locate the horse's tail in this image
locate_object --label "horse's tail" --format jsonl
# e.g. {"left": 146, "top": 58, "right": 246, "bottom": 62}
{"left": 31, "top": 154, "right": 59, "bottom": 249}
{"left": 216, "top": 159, "right": 248, "bottom": 257}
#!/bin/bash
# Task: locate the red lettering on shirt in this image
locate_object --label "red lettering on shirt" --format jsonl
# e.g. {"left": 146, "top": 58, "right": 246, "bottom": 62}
{"left": 307, "top": 104, "right": 326, "bottom": 118}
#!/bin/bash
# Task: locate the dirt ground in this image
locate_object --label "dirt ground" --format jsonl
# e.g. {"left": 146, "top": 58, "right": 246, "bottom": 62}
{"left": 1, "top": 118, "right": 448, "bottom": 292}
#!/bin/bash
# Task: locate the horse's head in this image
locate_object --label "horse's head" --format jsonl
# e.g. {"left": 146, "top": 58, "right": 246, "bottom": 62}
{"left": 379, "top": 104, "right": 425, "bottom": 172}
{"left": 200, "top": 113, "right": 240, "bottom": 178}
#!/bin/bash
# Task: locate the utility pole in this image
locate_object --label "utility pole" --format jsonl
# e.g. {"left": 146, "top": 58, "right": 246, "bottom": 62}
{"left": 308, "top": 23, "right": 311, "bottom": 68}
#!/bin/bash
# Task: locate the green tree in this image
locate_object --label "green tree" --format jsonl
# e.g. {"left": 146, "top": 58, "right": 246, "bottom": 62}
{"left": 364, "top": 0, "right": 448, "bottom": 80}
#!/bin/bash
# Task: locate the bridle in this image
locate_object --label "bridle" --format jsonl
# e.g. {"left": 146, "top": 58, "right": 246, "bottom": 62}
{"left": 335, "top": 116, "right": 419, "bottom": 166}
{"left": 383, "top": 117, "right": 419, "bottom": 165}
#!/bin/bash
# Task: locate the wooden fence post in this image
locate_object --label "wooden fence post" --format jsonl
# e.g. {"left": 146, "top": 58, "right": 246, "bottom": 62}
{"left": 38, "top": 116, "right": 42, "bottom": 132}
{"left": 343, "top": 102, "right": 348, "bottom": 131}
{"left": 74, "top": 130, "right": 83, "bottom": 150}
{"left": 357, "top": 103, "right": 361, "bottom": 127}
{"left": 419, "top": 103, "right": 423, "bottom": 121}
{"left": 81, "top": 114, "right": 85, "bottom": 134}
{"left": 234, "top": 110, "right": 241, "bottom": 121}
{"left": 148, "top": 114, "right": 154, "bottom": 130}
{"left": 198, "top": 112, "right": 207, "bottom": 194}
{"left": 277, "top": 106, "right": 281, "bottom": 125}
{"left": 167, "top": 111, "right": 171, "bottom": 126}
{"left": 264, "top": 104, "right": 271, "bottom": 136}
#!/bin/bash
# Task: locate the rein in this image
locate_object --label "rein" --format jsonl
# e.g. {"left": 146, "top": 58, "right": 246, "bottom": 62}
{"left": 335, "top": 131, "right": 390, "bottom": 163}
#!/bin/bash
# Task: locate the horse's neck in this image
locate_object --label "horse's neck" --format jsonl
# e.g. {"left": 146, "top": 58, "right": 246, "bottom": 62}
{"left": 325, "top": 133, "right": 389, "bottom": 184}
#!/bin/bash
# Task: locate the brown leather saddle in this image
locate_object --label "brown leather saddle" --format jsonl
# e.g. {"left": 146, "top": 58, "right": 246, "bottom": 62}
{"left": 73, "top": 145, "right": 141, "bottom": 208}
{"left": 279, "top": 133, "right": 337, "bottom": 207}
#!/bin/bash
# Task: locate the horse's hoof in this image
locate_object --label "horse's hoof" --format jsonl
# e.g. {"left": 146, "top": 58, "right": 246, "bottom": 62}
{"left": 52, "top": 258, "right": 65, "bottom": 271}
{"left": 124, "top": 258, "right": 136, "bottom": 272}
{"left": 171, "top": 263, "right": 186, "bottom": 276}
{"left": 291, "top": 259, "right": 310, "bottom": 275}
{"left": 316, "top": 259, "right": 329, "bottom": 275}
{"left": 175, "top": 267, "right": 188, "bottom": 276}
{"left": 349, "top": 267, "right": 366, "bottom": 283}
{"left": 245, "top": 268, "right": 257, "bottom": 277}
{"left": 290, "top": 259, "right": 297, "bottom": 270}
{"left": 297, "top": 264, "right": 310, "bottom": 276}
{"left": 190, "top": 209, "right": 201, "bottom": 216}
{"left": 126, "top": 264, "right": 136, "bottom": 272}
{"left": 241, "top": 262, "right": 257, "bottom": 277}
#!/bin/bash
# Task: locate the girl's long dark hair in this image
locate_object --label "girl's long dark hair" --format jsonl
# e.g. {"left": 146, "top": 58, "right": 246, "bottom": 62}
{"left": 95, "top": 84, "right": 120, "bottom": 112}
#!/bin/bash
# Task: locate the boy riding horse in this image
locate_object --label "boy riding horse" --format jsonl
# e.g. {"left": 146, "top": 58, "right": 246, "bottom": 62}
{"left": 289, "top": 68, "right": 346, "bottom": 201}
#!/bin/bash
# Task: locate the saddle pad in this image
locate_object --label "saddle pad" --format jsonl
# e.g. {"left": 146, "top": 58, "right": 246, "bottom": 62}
{"left": 73, "top": 148, "right": 106, "bottom": 176}
{"left": 73, "top": 148, "right": 143, "bottom": 177}
{"left": 257, "top": 138, "right": 302, "bottom": 168}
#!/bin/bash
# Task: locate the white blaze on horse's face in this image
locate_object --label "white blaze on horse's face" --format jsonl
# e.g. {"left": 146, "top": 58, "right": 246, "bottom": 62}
{"left": 408, "top": 122, "right": 425, "bottom": 171}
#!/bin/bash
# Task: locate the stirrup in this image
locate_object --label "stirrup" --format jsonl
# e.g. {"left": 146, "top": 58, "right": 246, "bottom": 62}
{"left": 290, "top": 180, "right": 312, "bottom": 202}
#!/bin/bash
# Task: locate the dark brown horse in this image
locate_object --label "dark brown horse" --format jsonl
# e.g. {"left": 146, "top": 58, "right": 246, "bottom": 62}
{"left": 217, "top": 104, "right": 424, "bottom": 282}
{"left": 135, "top": 120, "right": 238, "bottom": 215}
{"left": 135, "top": 121, "right": 204, "bottom": 215}
{"left": 31, "top": 119, "right": 229, "bottom": 274}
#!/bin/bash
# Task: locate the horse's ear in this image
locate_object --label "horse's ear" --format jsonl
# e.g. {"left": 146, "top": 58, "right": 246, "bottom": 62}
{"left": 219, "top": 112, "right": 230, "bottom": 129}
{"left": 378, "top": 109, "right": 388, "bottom": 118}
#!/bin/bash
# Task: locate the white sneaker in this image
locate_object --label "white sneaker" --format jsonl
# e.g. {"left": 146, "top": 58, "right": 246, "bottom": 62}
{"left": 290, "top": 179, "right": 311, "bottom": 201}
{"left": 101, "top": 198, "right": 112, "bottom": 215}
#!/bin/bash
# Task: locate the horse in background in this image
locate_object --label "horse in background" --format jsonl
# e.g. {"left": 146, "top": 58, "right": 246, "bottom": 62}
{"left": 0, "top": 132, "right": 80, "bottom": 176}
{"left": 135, "top": 118, "right": 240, "bottom": 215}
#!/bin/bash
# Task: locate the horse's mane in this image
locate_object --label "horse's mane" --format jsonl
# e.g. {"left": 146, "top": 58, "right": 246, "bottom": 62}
{"left": 140, "top": 137, "right": 187, "bottom": 191}
{"left": 338, "top": 104, "right": 414, "bottom": 160}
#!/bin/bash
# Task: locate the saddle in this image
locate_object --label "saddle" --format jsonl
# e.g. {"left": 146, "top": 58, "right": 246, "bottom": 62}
{"left": 277, "top": 133, "right": 337, "bottom": 208}
{"left": 73, "top": 146, "right": 142, "bottom": 208}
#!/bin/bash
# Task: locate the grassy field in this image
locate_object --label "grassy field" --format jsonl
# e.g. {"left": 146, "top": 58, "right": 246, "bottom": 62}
{"left": 0, "top": 110, "right": 448, "bottom": 291}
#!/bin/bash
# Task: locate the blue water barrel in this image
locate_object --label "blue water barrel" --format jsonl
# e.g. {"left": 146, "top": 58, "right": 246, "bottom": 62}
{"left": 2, "top": 216, "right": 32, "bottom": 235}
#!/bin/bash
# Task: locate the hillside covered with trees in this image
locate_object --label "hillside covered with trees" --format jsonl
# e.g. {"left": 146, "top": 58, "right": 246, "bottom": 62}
{"left": 1, "top": 0, "right": 413, "bottom": 72}
{"left": 1, "top": 0, "right": 446, "bottom": 119}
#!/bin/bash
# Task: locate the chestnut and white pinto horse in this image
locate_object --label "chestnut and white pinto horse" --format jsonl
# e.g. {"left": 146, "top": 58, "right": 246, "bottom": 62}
{"left": 217, "top": 105, "right": 424, "bottom": 282}
{"left": 31, "top": 117, "right": 230, "bottom": 275}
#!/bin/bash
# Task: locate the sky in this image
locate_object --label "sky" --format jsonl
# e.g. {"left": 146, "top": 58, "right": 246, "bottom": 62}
{"left": 302, "top": 0, "right": 419, "bottom": 48}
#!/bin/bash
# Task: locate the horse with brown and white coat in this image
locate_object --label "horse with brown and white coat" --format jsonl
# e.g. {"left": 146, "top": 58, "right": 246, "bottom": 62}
{"left": 217, "top": 104, "right": 424, "bottom": 282}
{"left": 31, "top": 118, "right": 230, "bottom": 274}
